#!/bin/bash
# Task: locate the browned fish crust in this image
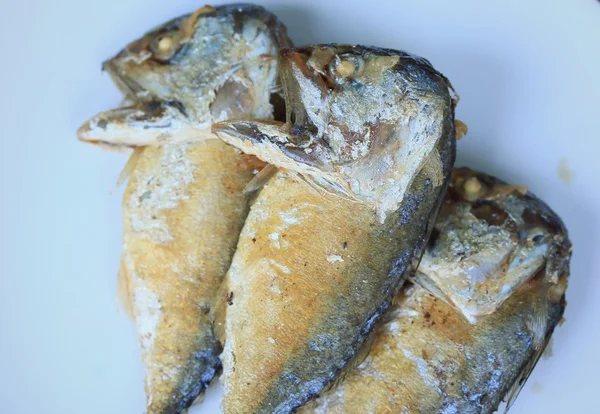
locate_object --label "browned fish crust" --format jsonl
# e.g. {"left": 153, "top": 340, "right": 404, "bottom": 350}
{"left": 301, "top": 168, "right": 571, "bottom": 414}
{"left": 121, "top": 140, "right": 264, "bottom": 413}
{"left": 218, "top": 128, "right": 455, "bottom": 414}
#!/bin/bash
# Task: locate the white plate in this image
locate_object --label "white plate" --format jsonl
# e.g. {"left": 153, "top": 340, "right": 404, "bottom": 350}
{"left": 1, "top": 1, "right": 599, "bottom": 413}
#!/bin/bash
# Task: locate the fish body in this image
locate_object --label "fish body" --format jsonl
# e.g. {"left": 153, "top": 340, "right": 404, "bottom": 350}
{"left": 119, "top": 141, "right": 263, "bottom": 413}
{"left": 78, "top": 4, "right": 291, "bottom": 413}
{"left": 301, "top": 168, "right": 571, "bottom": 414}
{"left": 213, "top": 45, "right": 456, "bottom": 413}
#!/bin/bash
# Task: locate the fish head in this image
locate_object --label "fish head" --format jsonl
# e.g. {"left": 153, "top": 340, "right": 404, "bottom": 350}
{"left": 78, "top": 4, "right": 291, "bottom": 149}
{"left": 415, "top": 168, "right": 572, "bottom": 323}
{"left": 214, "top": 44, "right": 456, "bottom": 218}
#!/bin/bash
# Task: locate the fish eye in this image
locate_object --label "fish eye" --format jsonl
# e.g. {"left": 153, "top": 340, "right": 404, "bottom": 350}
{"left": 528, "top": 232, "right": 545, "bottom": 245}
{"left": 150, "top": 31, "right": 182, "bottom": 63}
{"left": 329, "top": 54, "right": 365, "bottom": 81}
{"left": 463, "top": 176, "right": 483, "bottom": 194}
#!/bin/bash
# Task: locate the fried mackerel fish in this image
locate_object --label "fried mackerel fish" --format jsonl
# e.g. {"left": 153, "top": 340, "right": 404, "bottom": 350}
{"left": 301, "top": 168, "right": 571, "bottom": 414}
{"left": 213, "top": 45, "right": 456, "bottom": 413}
{"left": 77, "top": 4, "right": 290, "bottom": 414}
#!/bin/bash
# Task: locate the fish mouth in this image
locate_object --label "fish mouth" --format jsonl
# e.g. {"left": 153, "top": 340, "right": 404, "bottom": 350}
{"left": 102, "top": 59, "right": 148, "bottom": 101}
{"left": 77, "top": 58, "right": 194, "bottom": 149}
{"left": 212, "top": 119, "right": 323, "bottom": 170}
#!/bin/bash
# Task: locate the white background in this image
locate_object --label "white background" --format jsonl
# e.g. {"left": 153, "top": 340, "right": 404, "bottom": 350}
{"left": 1, "top": 0, "right": 599, "bottom": 413}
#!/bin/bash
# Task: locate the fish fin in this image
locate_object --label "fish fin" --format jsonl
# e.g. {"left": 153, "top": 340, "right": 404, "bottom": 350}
{"left": 411, "top": 271, "right": 479, "bottom": 324}
{"left": 285, "top": 170, "right": 323, "bottom": 197}
{"left": 116, "top": 147, "right": 144, "bottom": 188}
{"left": 542, "top": 337, "right": 554, "bottom": 360}
{"left": 313, "top": 174, "right": 360, "bottom": 202}
{"left": 210, "top": 277, "right": 230, "bottom": 346}
{"left": 324, "top": 328, "right": 377, "bottom": 393}
{"left": 421, "top": 149, "right": 443, "bottom": 187}
{"left": 526, "top": 296, "right": 549, "bottom": 350}
{"left": 243, "top": 164, "right": 278, "bottom": 194}
{"left": 117, "top": 255, "right": 135, "bottom": 321}
{"left": 504, "top": 334, "right": 550, "bottom": 412}
{"left": 296, "top": 172, "right": 362, "bottom": 204}
{"left": 505, "top": 295, "right": 552, "bottom": 412}
{"left": 278, "top": 170, "right": 356, "bottom": 206}
{"left": 412, "top": 272, "right": 454, "bottom": 312}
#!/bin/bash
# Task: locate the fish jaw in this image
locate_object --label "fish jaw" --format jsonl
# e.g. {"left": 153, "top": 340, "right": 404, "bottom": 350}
{"left": 213, "top": 120, "right": 333, "bottom": 180}
{"left": 414, "top": 168, "right": 572, "bottom": 322}
{"left": 77, "top": 101, "right": 212, "bottom": 150}
{"left": 214, "top": 44, "right": 456, "bottom": 221}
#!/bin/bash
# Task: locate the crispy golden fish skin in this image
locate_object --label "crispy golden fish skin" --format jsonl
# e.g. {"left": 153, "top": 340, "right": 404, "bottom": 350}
{"left": 213, "top": 45, "right": 456, "bottom": 413}
{"left": 301, "top": 168, "right": 571, "bottom": 414}
{"left": 120, "top": 143, "right": 264, "bottom": 414}
{"left": 78, "top": 4, "right": 291, "bottom": 414}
